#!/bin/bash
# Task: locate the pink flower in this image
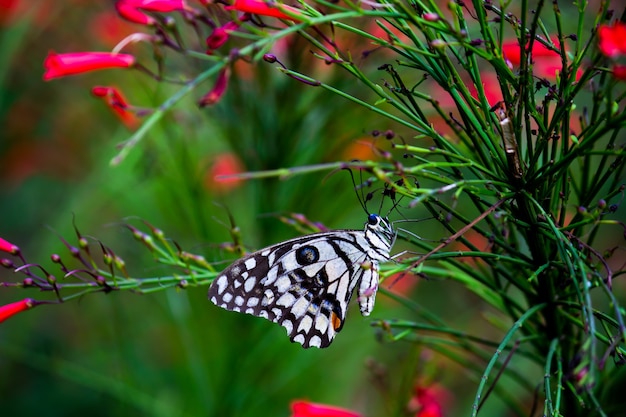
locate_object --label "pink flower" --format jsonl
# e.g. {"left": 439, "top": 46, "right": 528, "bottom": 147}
{"left": 0, "top": 299, "right": 36, "bottom": 323}
{"left": 199, "top": 66, "right": 230, "bottom": 107}
{"left": 116, "top": 0, "right": 187, "bottom": 25}
{"left": 226, "top": 0, "right": 302, "bottom": 21}
{"left": 290, "top": 401, "right": 362, "bottom": 417}
{"left": 43, "top": 51, "right": 135, "bottom": 80}
{"left": 92, "top": 86, "right": 140, "bottom": 129}
{"left": 598, "top": 22, "right": 626, "bottom": 58}
{"left": 0, "top": 236, "right": 19, "bottom": 254}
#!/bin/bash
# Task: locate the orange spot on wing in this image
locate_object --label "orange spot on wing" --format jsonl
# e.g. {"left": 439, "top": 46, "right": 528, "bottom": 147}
{"left": 330, "top": 312, "right": 342, "bottom": 331}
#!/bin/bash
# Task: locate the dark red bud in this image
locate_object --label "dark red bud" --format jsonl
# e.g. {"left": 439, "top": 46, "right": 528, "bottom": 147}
{"left": 263, "top": 54, "right": 277, "bottom": 63}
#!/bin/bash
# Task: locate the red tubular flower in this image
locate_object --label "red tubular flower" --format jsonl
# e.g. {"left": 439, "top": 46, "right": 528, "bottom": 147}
{"left": 408, "top": 383, "right": 451, "bottom": 417}
{"left": 116, "top": 2, "right": 156, "bottom": 25}
{"left": 290, "top": 401, "right": 362, "bottom": 417}
{"left": 502, "top": 38, "right": 560, "bottom": 66}
{"left": 0, "top": 299, "right": 36, "bottom": 323}
{"left": 92, "top": 86, "right": 140, "bottom": 129}
{"left": 116, "top": 0, "right": 187, "bottom": 25}
{"left": 413, "top": 387, "right": 443, "bottom": 417}
{"left": 199, "top": 66, "right": 231, "bottom": 107}
{"left": 206, "top": 21, "right": 241, "bottom": 51}
{"left": 43, "top": 51, "right": 135, "bottom": 80}
{"left": 502, "top": 38, "right": 581, "bottom": 80}
{"left": 226, "top": 0, "right": 302, "bottom": 21}
{"left": 0, "top": 236, "right": 19, "bottom": 254}
{"left": 204, "top": 152, "right": 245, "bottom": 193}
{"left": 612, "top": 64, "right": 626, "bottom": 80}
{"left": 598, "top": 22, "right": 626, "bottom": 58}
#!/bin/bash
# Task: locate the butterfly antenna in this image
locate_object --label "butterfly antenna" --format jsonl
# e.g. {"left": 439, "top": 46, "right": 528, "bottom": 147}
{"left": 378, "top": 189, "right": 386, "bottom": 216}
{"left": 344, "top": 165, "right": 369, "bottom": 215}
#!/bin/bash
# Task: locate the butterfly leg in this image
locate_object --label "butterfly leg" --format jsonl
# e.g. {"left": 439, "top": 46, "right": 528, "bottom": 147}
{"left": 357, "top": 261, "right": 379, "bottom": 316}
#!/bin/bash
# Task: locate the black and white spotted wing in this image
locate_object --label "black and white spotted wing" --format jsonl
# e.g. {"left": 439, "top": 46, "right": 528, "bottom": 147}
{"left": 208, "top": 214, "right": 395, "bottom": 348}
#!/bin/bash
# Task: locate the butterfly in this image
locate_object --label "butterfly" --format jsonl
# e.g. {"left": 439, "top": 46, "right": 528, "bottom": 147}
{"left": 208, "top": 213, "right": 396, "bottom": 348}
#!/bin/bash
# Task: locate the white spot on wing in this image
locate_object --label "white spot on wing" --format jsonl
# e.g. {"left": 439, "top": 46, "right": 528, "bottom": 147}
{"left": 262, "top": 289, "right": 275, "bottom": 306}
{"left": 215, "top": 275, "right": 228, "bottom": 294}
{"left": 264, "top": 267, "right": 278, "bottom": 285}
{"left": 235, "top": 296, "right": 244, "bottom": 306}
{"left": 275, "top": 276, "right": 291, "bottom": 292}
{"left": 244, "top": 277, "right": 256, "bottom": 292}
{"left": 246, "top": 297, "right": 259, "bottom": 307}
{"left": 297, "top": 315, "right": 313, "bottom": 332}
{"left": 259, "top": 310, "right": 269, "bottom": 319}
{"left": 277, "top": 292, "right": 296, "bottom": 307}
{"left": 282, "top": 319, "right": 293, "bottom": 335}
{"left": 291, "top": 297, "right": 309, "bottom": 318}
{"left": 315, "top": 315, "right": 329, "bottom": 332}
{"left": 309, "top": 335, "right": 322, "bottom": 348}
{"left": 245, "top": 257, "right": 256, "bottom": 270}
{"left": 272, "top": 308, "right": 282, "bottom": 320}
{"left": 293, "top": 334, "right": 305, "bottom": 345}
{"left": 223, "top": 293, "right": 233, "bottom": 303}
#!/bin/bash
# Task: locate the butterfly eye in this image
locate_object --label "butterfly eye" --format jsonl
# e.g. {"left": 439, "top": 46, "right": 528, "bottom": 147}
{"left": 296, "top": 245, "right": 319, "bottom": 265}
{"left": 367, "top": 214, "right": 379, "bottom": 225}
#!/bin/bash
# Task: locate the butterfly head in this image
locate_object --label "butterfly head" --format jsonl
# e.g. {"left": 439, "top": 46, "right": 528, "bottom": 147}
{"left": 365, "top": 214, "right": 396, "bottom": 258}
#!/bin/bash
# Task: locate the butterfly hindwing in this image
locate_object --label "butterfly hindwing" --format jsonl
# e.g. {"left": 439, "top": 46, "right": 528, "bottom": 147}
{"left": 209, "top": 215, "right": 395, "bottom": 348}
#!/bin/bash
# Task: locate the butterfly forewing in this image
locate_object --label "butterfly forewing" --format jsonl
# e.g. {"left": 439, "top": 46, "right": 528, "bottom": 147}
{"left": 208, "top": 214, "right": 395, "bottom": 348}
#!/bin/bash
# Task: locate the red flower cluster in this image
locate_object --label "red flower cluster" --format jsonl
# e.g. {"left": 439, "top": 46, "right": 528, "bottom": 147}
{"left": 42, "top": 0, "right": 309, "bottom": 121}
{"left": 598, "top": 22, "right": 626, "bottom": 81}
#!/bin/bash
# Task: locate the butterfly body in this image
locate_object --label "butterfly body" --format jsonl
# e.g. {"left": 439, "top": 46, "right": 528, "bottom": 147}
{"left": 209, "top": 214, "right": 395, "bottom": 348}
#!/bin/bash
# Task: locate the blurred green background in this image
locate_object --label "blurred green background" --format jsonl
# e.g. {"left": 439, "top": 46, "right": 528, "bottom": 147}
{"left": 1, "top": 1, "right": 623, "bottom": 417}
